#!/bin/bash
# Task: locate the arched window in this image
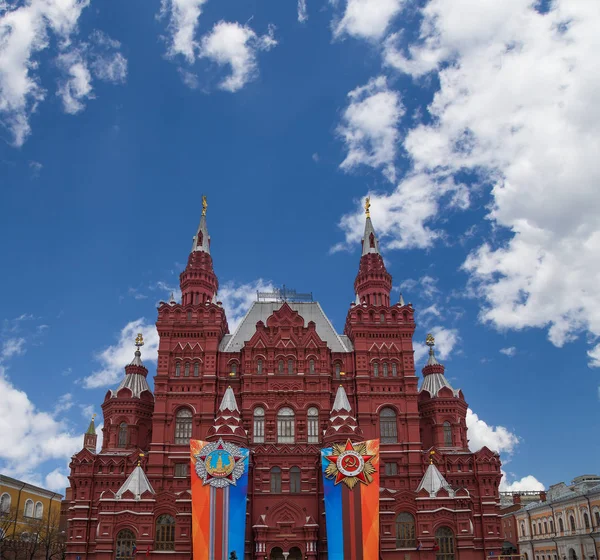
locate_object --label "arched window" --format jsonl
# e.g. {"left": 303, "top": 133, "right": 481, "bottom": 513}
{"left": 270, "top": 467, "right": 281, "bottom": 493}
{"left": 443, "top": 422, "right": 452, "bottom": 446}
{"left": 380, "top": 313, "right": 385, "bottom": 323}
{"left": 277, "top": 407, "right": 295, "bottom": 444}
{"left": 533, "top": 524, "right": 537, "bottom": 535}
{"left": 155, "top": 515, "right": 175, "bottom": 550}
{"left": 583, "top": 512, "right": 590, "bottom": 529}
{"left": 0, "top": 493, "right": 11, "bottom": 513}
{"left": 193, "top": 362, "right": 199, "bottom": 377}
{"left": 175, "top": 408, "right": 193, "bottom": 444}
{"left": 253, "top": 407, "right": 265, "bottom": 444}
{"left": 335, "top": 363, "right": 341, "bottom": 378}
{"left": 395, "top": 512, "right": 416, "bottom": 548}
{"left": 118, "top": 423, "right": 128, "bottom": 448}
{"left": 290, "top": 466, "right": 301, "bottom": 493}
{"left": 278, "top": 359, "right": 284, "bottom": 374}
{"left": 569, "top": 550, "right": 577, "bottom": 560}
{"left": 550, "top": 519, "right": 554, "bottom": 533}
{"left": 288, "top": 359, "right": 294, "bottom": 375}
{"left": 544, "top": 521, "right": 548, "bottom": 533}
{"left": 538, "top": 522, "right": 542, "bottom": 534}
{"left": 184, "top": 362, "right": 190, "bottom": 377}
{"left": 392, "top": 362, "right": 398, "bottom": 376}
{"left": 383, "top": 363, "right": 388, "bottom": 377}
{"left": 435, "top": 527, "right": 455, "bottom": 560}
{"left": 595, "top": 511, "right": 600, "bottom": 527}
{"left": 380, "top": 408, "right": 397, "bottom": 443}
{"left": 34, "top": 502, "right": 43, "bottom": 519}
{"left": 307, "top": 407, "right": 319, "bottom": 444}
{"left": 559, "top": 518, "right": 564, "bottom": 532}
{"left": 115, "top": 528, "right": 136, "bottom": 560}
{"left": 373, "top": 362, "right": 379, "bottom": 376}
{"left": 570, "top": 515, "right": 576, "bottom": 532}
{"left": 230, "top": 362, "right": 237, "bottom": 375}
{"left": 309, "top": 359, "right": 315, "bottom": 374}
{"left": 23, "top": 499, "right": 34, "bottom": 517}
{"left": 257, "top": 359, "right": 263, "bottom": 374}
{"left": 270, "top": 547, "right": 284, "bottom": 560}
{"left": 187, "top": 310, "right": 192, "bottom": 321}
{"left": 175, "top": 362, "right": 180, "bottom": 377}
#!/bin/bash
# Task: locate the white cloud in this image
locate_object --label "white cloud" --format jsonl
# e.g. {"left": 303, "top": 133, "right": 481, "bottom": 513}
{"left": 500, "top": 346, "right": 516, "bottom": 357}
{"left": 82, "top": 318, "right": 159, "bottom": 389}
{"left": 178, "top": 67, "right": 199, "bottom": 89}
{"left": 0, "top": 365, "right": 82, "bottom": 481}
{"left": 199, "top": 21, "right": 277, "bottom": 92}
{"left": 1, "top": 337, "right": 25, "bottom": 360}
{"left": 413, "top": 325, "right": 459, "bottom": 364}
{"left": 298, "top": 0, "right": 308, "bottom": 23}
{"left": 57, "top": 50, "right": 93, "bottom": 114}
{"left": 54, "top": 393, "right": 74, "bottom": 415}
{"left": 332, "top": 175, "right": 463, "bottom": 253}
{"left": 500, "top": 471, "right": 545, "bottom": 492}
{"left": 337, "top": 76, "right": 403, "bottom": 182}
{"left": 160, "top": 0, "right": 208, "bottom": 62}
{"left": 45, "top": 468, "right": 69, "bottom": 493}
{"left": 0, "top": 0, "right": 89, "bottom": 145}
{"left": 466, "top": 408, "right": 520, "bottom": 454}
{"left": 376, "top": 0, "right": 600, "bottom": 364}
{"left": 218, "top": 279, "right": 275, "bottom": 332}
{"left": 333, "top": 0, "right": 404, "bottom": 41}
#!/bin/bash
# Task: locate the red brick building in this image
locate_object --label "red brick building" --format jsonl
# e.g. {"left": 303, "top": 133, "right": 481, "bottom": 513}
{"left": 66, "top": 204, "right": 503, "bottom": 560}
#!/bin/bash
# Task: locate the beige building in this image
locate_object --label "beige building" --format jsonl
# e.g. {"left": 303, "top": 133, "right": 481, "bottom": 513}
{"left": 515, "top": 475, "right": 600, "bottom": 560}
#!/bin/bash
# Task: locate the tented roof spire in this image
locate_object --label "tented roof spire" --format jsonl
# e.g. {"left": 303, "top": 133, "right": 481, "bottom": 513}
{"left": 361, "top": 196, "right": 380, "bottom": 256}
{"left": 191, "top": 195, "right": 211, "bottom": 254}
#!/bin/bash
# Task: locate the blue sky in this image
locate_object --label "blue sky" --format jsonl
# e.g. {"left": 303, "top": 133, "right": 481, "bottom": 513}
{"left": 1, "top": 0, "right": 598, "bottom": 493}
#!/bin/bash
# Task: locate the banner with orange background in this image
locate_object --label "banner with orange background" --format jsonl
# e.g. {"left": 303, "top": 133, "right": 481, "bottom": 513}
{"left": 191, "top": 439, "right": 250, "bottom": 560}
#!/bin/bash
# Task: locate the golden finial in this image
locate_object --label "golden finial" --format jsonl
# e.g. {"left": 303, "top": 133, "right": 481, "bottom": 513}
{"left": 426, "top": 333, "right": 435, "bottom": 347}
{"left": 429, "top": 450, "right": 436, "bottom": 464}
{"left": 202, "top": 195, "right": 208, "bottom": 216}
{"left": 135, "top": 333, "right": 144, "bottom": 349}
{"left": 365, "top": 196, "right": 371, "bottom": 217}
{"left": 92, "top": 413, "right": 96, "bottom": 420}
{"left": 138, "top": 452, "right": 145, "bottom": 467}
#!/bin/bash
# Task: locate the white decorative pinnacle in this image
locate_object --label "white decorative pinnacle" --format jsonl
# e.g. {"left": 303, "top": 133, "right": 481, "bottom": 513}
{"left": 219, "top": 386, "right": 240, "bottom": 412}
{"left": 332, "top": 385, "right": 352, "bottom": 413}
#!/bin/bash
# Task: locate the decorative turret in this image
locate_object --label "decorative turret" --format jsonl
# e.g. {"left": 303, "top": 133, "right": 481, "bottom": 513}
{"left": 83, "top": 414, "right": 97, "bottom": 453}
{"left": 180, "top": 195, "right": 219, "bottom": 306}
{"left": 206, "top": 387, "right": 247, "bottom": 446}
{"left": 323, "top": 385, "right": 363, "bottom": 445}
{"left": 418, "top": 334, "right": 468, "bottom": 450}
{"left": 101, "top": 334, "right": 155, "bottom": 451}
{"left": 354, "top": 197, "right": 392, "bottom": 307}
{"left": 419, "top": 333, "right": 458, "bottom": 398}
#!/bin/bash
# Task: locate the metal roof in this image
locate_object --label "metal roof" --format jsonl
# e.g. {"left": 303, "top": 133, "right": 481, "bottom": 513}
{"left": 115, "top": 465, "right": 155, "bottom": 500}
{"left": 416, "top": 463, "right": 455, "bottom": 497}
{"left": 419, "top": 373, "right": 460, "bottom": 398}
{"left": 219, "top": 301, "right": 353, "bottom": 353}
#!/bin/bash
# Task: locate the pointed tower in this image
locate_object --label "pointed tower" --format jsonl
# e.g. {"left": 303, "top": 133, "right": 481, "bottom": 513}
{"left": 180, "top": 195, "right": 219, "bottom": 305}
{"left": 323, "top": 385, "right": 363, "bottom": 445}
{"left": 101, "top": 334, "right": 154, "bottom": 451}
{"left": 115, "top": 454, "right": 156, "bottom": 500}
{"left": 83, "top": 414, "right": 98, "bottom": 453}
{"left": 206, "top": 386, "right": 248, "bottom": 446}
{"left": 354, "top": 197, "right": 392, "bottom": 307}
{"left": 418, "top": 334, "right": 468, "bottom": 450}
